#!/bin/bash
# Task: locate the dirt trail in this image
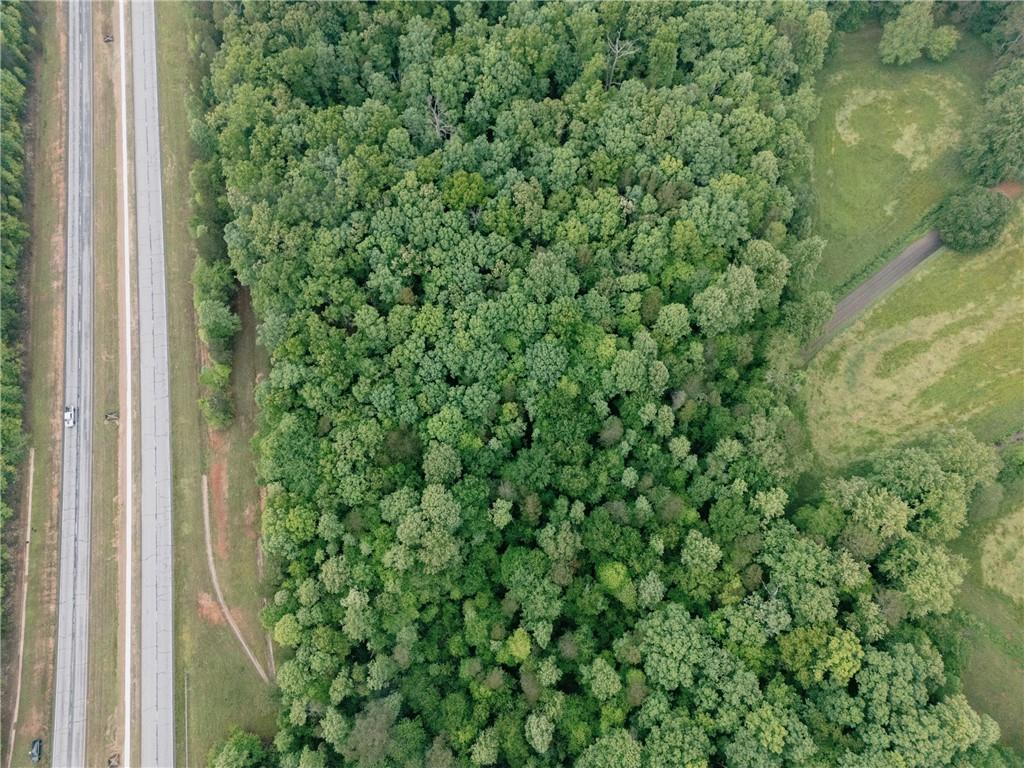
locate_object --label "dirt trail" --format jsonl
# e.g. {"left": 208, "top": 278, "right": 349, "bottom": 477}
{"left": 805, "top": 181, "right": 1023, "bottom": 359}
{"left": 200, "top": 474, "right": 269, "bottom": 684}
{"left": 5, "top": 449, "right": 35, "bottom": 768}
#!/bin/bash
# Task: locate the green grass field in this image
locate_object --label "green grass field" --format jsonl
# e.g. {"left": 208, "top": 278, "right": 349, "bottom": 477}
{"left": 155, "top": 3, "right": 277, "bottom": 765}
{"left": 810, "top": 25, "right": 992, "bottom": 294}
{"left": 805, "top": 204, "right": 1024, "bottom": 468}
{"left": 953, "top": 478, "right": 1024, "bottom": 752}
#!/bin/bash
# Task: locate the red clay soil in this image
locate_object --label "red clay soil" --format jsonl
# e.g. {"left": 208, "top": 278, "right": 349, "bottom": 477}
{"left": 994, "top": 180, "right": 1022, "bottom": 199}
{"left": 206, "top": 429, "right": 231, "bottom": 561}
{"left": 197, "top": 591, "right": 226, "bottom": 626}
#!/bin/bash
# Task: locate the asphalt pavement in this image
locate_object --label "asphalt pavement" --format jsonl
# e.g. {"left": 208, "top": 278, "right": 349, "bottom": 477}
{"left": 131, "top": 1, "right": 175, "bottom": 764}
{"left": 804, "top": 229, "right": 943, "bottom": 358}
{"left": 51, "top": 2, "right": 94, "bottom": 766}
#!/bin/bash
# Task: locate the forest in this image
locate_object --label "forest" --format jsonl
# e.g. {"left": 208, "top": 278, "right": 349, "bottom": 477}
{"left": 194, "top": 3, "right": 1018, "bottom": 767}
{"left": 0, "top": 1, "right": 34, "bottom": 610}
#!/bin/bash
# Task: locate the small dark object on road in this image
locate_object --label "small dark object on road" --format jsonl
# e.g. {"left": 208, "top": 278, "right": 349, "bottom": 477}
{"left": 30, "top": 739, "right": 43, "bottom": 763}
{"left": 104, "top": 33, "right": 113, "bottom": 43}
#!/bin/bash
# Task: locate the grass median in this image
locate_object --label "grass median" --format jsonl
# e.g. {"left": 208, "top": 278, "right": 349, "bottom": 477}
{"left": 84, "top": 1, "right": 126, "bottom": 763}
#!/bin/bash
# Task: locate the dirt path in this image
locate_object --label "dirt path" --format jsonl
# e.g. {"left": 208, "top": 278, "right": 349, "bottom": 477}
{"left": 805, "top": 181, "right": 1023, "bottom": 359}
{"left": 200, "top": 474, "right": 269, "bottom": 684}
{"left": 5, "top": 449, "right": 35, "bottom": 768}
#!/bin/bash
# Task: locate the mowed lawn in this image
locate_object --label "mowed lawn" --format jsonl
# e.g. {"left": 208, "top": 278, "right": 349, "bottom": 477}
{"left": 810, "top": 25, "right": 992, "bottom": 294}
{"left": 805, "top": 204, "right": 1024, "bottom": 467}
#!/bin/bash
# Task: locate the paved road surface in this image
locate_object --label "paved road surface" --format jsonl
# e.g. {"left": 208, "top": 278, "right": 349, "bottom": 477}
{"left": 51, "top": 2, "right": 94, "bottom": 766}
{"left": 131, "top": 1, "right": 175, "bottom": 764}
{"left": 805, "top": 182, "right": 1022, "bottom": 359}
{"left": 805, "top": 229, "right": 942, "bottom": 358}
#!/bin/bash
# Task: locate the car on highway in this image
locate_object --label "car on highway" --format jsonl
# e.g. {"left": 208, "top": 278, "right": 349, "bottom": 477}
{"left": 29, "top": 739, "right": 43, "bottom": 763}
{"left": 64, "top": 406, "right": 76, "bottom": 427}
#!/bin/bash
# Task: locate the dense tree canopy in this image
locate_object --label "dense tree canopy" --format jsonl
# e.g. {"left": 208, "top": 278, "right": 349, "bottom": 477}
{"left": 935, "top": 185, "right": 1013, "bottom": 252}
{"left": 200, "top": 3, "right": 1010, "bottom": 766}
{"left": 878, "top": 2, "right": 960, "bottom": 65}
{"left": 1, "top": 0, "right": 34, "bottom": 607}
{"left": 961, "top": 57, "right": 1024, "bottom": 186}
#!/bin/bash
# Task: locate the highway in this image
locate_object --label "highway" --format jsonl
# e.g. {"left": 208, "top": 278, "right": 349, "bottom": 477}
{"left": 131, "top": 1, "right": 176, "bottom": 764}
{"left": 51, "top": 2, "right": 94, "bottom": 766}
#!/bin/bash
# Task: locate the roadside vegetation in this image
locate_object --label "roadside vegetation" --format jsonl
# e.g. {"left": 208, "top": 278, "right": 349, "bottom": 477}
{"left": 189, "top": 3, "right": 240, "bottom": 428}
{"left": 153, "top": 3, "right": 278, "bottom": 765}
{"left": 0, "top": 0, "right": 34, "bottom": 615}
{"left": 193, "top": 4, "right": 1023, "bottom": 767}
{"left": 2, "top": 3, "right": 67, "bottom": 763}
{"left": 935, "top": 185, "right": 1013, "bottom": 252}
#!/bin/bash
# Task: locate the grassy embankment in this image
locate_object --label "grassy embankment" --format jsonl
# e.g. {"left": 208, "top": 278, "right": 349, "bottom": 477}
{"left": 810, "top": 24, "right": 991, "bottom": 295}
{"left": 153, "top": 2, "right": 277, "bottom": 765}
{"left": 4, "top": 4, "right": 66, "bottom": 765}
{"left": 953, "top": 475, "right": 1024, "bottom": 752}
{"left": 805, "top": 27, "right": 1022, "bottom": 751}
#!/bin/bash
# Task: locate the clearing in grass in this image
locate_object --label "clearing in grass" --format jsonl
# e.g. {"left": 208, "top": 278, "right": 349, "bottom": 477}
{"left": 810, "top": 24, "right": 992, "bottom": 294}
{"left": 980, "top": 503, "right": 1024, "bottom": 606}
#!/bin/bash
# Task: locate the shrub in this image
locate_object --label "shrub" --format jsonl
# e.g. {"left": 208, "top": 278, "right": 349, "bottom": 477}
{"left": 935, "top": 186, "right": 1013, "bottom": 252}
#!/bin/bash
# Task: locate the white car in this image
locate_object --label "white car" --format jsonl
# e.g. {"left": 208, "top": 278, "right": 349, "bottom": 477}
{"left": 64, "top": 406, "right": 76, "bottom": 428}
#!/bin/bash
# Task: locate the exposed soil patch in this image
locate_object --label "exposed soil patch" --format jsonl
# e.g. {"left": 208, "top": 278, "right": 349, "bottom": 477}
{"left": 197, "top": 591, "right": 225, "bottom": 626}
{"left": 206, "top": 429, "right": 230, "bottom": 561}
{"left": 994, "top": 180, "right": 1023, "bottom": 200}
